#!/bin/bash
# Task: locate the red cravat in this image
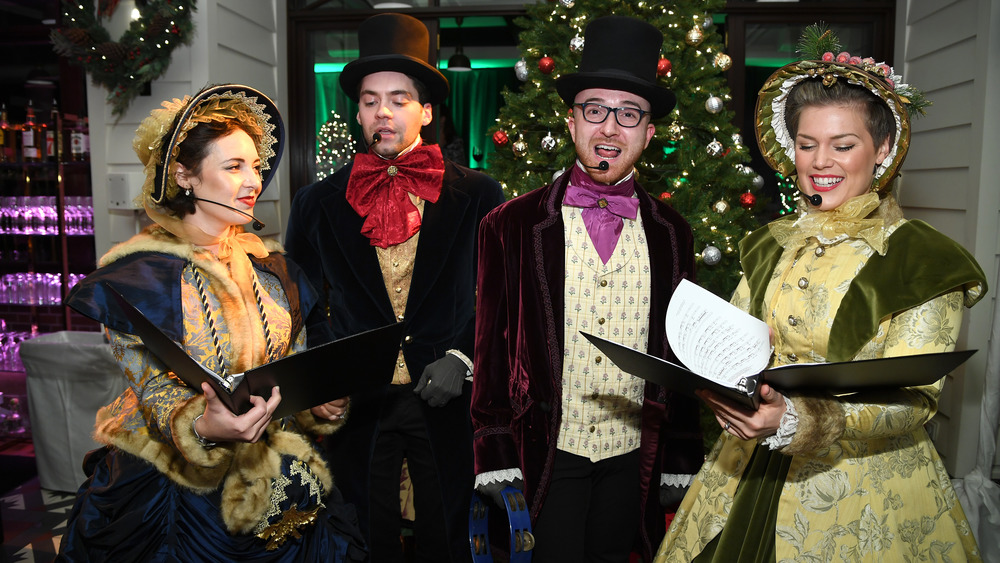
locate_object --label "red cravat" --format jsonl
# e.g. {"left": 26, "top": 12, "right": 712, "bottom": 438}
{"left": 345, "top": 144, "right": 445, "bottom": 248}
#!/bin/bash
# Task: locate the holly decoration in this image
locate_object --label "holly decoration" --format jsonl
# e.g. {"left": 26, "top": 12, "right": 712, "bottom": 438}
{"left": 739, "top": 191, "right": 756, "bottom": 209}
{"left": 538, "top": 55, "right": 555, "bottom": 75}
{"left": 492, "top": 130, "right": 509, "bottom": 148}
{"left": 50, "top": 0, "right": 196, "bottom": 118}
{"left": 657, "top": 57, "right": 672, "bottom": 77}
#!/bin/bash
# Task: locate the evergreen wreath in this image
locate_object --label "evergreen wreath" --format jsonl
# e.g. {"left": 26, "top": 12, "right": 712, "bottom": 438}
{"left": 50, "top": 0, "right": 197, "bottom": 118}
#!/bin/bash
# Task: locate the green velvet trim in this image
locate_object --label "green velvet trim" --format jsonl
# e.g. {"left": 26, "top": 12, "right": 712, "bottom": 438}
{"left": 694, "top": 446, "right": 790, "bottom": 563}
{"left": 739, "top": 220, "right": 988, "bottom": 363}
{"left": 739, "top": 225, "right": 784, "bottom": 320}
{"left": 828, "top": 220, "right": 987, "bottom": 361}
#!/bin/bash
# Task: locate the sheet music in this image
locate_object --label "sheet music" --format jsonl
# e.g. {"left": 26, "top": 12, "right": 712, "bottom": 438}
{"left": 665, "top": 279, "right": 771, "bottom": 386}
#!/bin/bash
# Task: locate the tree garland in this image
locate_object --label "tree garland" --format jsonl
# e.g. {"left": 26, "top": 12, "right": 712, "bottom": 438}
{"left": 51, "top": 0, "right": 197, "bottom": 118}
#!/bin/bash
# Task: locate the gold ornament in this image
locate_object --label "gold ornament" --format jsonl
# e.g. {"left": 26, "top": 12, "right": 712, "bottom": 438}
{"left": 512, "top": 138, "right": 528, "bottom": 158}
{"left": 666, "top": 122, "right": 683, "bottom": 141}
{"left": 713, "top": 200, "right": 729, "bottom": 214}
{"left": 713, "top": 53, "right": 732, "bottom": 71}
{"left": 685, "top": 26, "right": 704, "bottom": 47}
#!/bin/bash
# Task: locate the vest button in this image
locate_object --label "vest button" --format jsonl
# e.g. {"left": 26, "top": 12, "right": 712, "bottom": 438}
{"left": 797, "top": 277, "right": 809, "bottom": 289}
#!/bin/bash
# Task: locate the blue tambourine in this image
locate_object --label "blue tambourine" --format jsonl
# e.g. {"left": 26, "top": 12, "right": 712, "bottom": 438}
{"left": 469, "top": 486, "right": 535, "bottom": 562}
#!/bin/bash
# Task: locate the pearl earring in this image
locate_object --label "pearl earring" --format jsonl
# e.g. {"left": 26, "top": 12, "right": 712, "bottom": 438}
{"left": 184, "top": 188, "right": 192, "bottom": 197}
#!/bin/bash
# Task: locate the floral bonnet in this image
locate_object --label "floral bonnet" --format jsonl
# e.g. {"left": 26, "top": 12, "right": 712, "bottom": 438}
{"left": 133, "top": 83, "right": 285, "bottom": 210}
{"left": 755, "top": 24, "right": 929, "bottom": 193}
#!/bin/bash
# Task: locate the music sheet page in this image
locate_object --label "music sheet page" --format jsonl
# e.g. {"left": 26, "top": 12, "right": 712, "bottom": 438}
{"left": 665, "top": 279, "right": 772, "bottom": 387}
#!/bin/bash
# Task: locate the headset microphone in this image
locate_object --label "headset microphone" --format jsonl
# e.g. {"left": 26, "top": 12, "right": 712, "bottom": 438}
{"left": 582, "top": 161, "right": 610, "bottom": 171}
{"left": 806, "top": 193, "right": 823, "bottom": 206}
{"left": 371, "top": 132, "right": 381, "bottom": 145}
{"left": 192, "top": 197, "right": 265, "bottom": 231}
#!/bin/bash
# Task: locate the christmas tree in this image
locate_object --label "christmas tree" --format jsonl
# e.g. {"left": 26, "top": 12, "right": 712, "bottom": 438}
{"left": 315, "top": 111, "right": 358, "bottom": 181}
{"left": 488, "top": 0, "right": 764, "bottom": 299}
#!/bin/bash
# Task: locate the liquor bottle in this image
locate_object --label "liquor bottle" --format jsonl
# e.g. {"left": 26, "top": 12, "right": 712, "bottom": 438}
{"left": 21, "top": 100, "right": 41, "bottom": 163}
{"left": 45, "top": 98, "right": 62, "bottom": 163}
{"left": 81, "top": 116, "right": 90, "bottom": 161}
{"left": 0, "top": 103, "right": 10, "bottom": 163}
{"left": 70, "top": 115, "right": 86, "bottom": 161}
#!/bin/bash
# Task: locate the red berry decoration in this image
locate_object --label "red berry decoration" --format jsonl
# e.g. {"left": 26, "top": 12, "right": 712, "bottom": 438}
{"left": 739, "top": 191, "right": 756, "bottom": 209}
{"left": 657, "top": 57, "right": 672, "bottom": 77}
{"left": 538, "top": 56, "right": 555, "bottom": 75}
{"left": 659, "top": 191, "right": 672, "bottom": 201}
{"left": 492, "top": 130, "right": 509, "bottom": 148}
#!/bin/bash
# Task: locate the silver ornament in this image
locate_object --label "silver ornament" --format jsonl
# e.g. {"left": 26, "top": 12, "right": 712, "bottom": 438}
{"left": 514, "top": 58, "right": 528, "bottom": 81}
{"left": 701, "top": 245, "right": 722, "bottom": 266}
{"left": 736, "top": 164, "right": 752, "bottom": 175}
{"left": 705, "top": 95, "right": 724, "bottom": 114}
{"left": 569, "top": 36, "right": 585, "bottom": 53}
{"left": 702, "top": 13, "right": 712, "bottom": 29}
{"left": 707, "top": 139, "right": 724, "bottom": 157}
{"left": 753, "top": 174, "right": 765, "bottom": 190}
{"left": 559, "top": 0, "right": 575, "bottom": 7}
{"left": 541, "top": 132, "right": 557, "bottom": 152}
{"left": 731, "top": 132, "right": 743, "bottom": 146}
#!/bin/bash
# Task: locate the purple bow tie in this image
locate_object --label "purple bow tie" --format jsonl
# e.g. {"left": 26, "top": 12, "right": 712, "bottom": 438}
{"left": 563, "top": 164, "right": 640, "bottom": 264}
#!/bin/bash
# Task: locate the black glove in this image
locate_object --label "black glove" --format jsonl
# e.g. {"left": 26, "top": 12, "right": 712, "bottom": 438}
{"left": 659, "top": 482, "right": 689, "bottom": 511}
{"left": 476, "top": 476, "right": 525, "bottom": 509}
{"left": 414, "top": 354, "right": 468, "bottom": 407}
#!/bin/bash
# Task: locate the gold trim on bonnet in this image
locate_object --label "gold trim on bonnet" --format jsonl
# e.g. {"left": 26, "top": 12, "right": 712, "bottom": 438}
{"left": 133, "top": 85, "right": 280, "bottom": 208}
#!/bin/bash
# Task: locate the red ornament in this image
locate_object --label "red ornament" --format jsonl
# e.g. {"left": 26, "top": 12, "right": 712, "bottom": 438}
{"left": 659, "top": 191, "right": 672, "bottom": 201}
{"left": 657, "top": 57, "right": 672, "bottom": 77}
{"left": 538, "top": 56, "right": 555, "bottom": 75}
{"left": 492, "top": 130, "right": 509, "bottom": 148}
{"left": 739, "top": 191, "right": 756, "bottom": 209}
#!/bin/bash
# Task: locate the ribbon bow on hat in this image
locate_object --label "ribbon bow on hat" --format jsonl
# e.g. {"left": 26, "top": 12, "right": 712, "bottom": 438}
{"left": 563, "top": 164, "right": 640, "bottom": 264}
{"left": 346, "top": 144, "right": 445, "bottom": 248}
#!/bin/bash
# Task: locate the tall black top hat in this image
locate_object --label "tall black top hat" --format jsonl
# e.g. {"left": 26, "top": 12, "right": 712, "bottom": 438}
{"left": 556, "top": 16, "right": 675, "bottom": 118}
{"left": 339, "top": 13, "right": 449, "bottom": 105}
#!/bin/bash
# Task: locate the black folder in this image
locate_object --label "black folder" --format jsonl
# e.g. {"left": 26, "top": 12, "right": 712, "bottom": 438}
{"left": 109, "top": 285, "right": 403, "bottom": 418}
{"left": 581, "top": 331, "right": 976, "bottom": 410}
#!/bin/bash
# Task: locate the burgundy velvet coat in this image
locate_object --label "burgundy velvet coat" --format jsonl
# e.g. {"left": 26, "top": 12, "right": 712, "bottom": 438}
{"left": 471, "top": 170, "right": 705, "bottom": 559}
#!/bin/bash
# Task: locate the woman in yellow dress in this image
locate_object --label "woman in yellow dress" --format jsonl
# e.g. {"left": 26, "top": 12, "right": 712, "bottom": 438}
{"left": 656, "top": 26, "right": 986, "bottom": 562}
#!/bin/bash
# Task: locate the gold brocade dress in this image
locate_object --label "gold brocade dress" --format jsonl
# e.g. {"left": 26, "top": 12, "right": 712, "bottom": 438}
{"left": 656, "top": 198, "right": 983, "bottom": 562}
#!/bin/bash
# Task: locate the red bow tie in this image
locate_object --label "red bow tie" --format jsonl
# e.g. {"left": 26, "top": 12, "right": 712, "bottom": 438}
{"left": 345, "top": 144, "right": 445, "bottom": 248}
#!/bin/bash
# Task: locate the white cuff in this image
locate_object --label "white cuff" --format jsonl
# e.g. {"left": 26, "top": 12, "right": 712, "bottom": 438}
{"left": 761, "top": 394, "right": 798, "bottom": 450}
{"left": 660, "top": 473, "right": 695, "bottom": 488}
{"left": 474, "top": 468, "right": 523, "bottom": 489}
{"left": 446, "top": 349, "right": 474, "bottom": 381}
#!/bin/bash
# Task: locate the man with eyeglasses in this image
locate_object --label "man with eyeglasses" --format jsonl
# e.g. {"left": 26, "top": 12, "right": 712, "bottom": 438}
{"left": 470, "top": 15, "right": 704, "bottom": 563}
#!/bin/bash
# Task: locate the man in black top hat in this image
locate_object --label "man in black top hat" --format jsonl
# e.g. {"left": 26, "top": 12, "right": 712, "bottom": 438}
{"left": 285, "top": 13, "right": 504, "bottom": 563}
{"left": 470, "top": 16, "right": 704, "bottom": 562}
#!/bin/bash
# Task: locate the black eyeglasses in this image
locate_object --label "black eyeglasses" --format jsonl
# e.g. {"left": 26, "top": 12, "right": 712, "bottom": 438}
{"left": 573, "top": 103, "right": 650, "bottom": 128}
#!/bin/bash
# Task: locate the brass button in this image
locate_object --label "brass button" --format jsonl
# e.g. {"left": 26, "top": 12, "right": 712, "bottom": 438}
{"left": 787, "top": 353, "right": 798, "bottom": 362}
{"left": 595, "top": 356, "right": 602, "bottom": 364}
{"left": 787, "top": 315, "right": 797, "bottom": 326}
{"left": 600, "top": 280, "right": 608, "bottom": 287}
{"left": 397, "top": 313, "right": 405, "bottom": 321}
{"left": 395, "top": 286, "right": 402, "bottom": 293}
{"left": 589, "top": 425, "right": 596, "bottom": 433}
{"left": 598, "top": 318, "right": 605, "bottom": 325}
{"left": 387, "top": 165, "right": 398, "bottom": 176}
{"left": 815, "top": 246, "right": 825, "bottom": 257}
{"left": 797, "top": 277, "right": 809, "bottom": 289}
{"left": 404, "top": 335, "right": 412, "bottom": 343}
{"left": 393, "top": 261, "right": 400, "bottom": 268}
{"left": 398, "top": 361, "right": 405, "bottom": 368}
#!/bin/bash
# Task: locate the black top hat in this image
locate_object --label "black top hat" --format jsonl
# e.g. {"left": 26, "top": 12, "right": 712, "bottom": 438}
{"left": 556, "top": 16, "right": 675, "bottom": 118}
{"left": 339, "top": 13, "right": 449, "bottom": 105}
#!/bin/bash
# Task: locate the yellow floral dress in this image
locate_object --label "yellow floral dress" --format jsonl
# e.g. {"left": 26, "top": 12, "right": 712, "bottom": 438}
{"left": 657, "top": 197, "right": 984, "bottom": 562}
